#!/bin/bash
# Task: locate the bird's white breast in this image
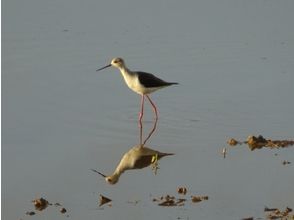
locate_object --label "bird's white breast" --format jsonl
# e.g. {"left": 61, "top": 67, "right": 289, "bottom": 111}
{"left": 120, "top": 68, "right": 164, "bottom": 95}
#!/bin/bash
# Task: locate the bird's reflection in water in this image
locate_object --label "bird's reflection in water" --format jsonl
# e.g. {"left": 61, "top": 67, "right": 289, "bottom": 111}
{"left": 139, "top": 114, "right": 158, "bottom": 146}
{"left": 92, "top": 119, "right": 173, "bottom": 185}
{"left": 91, "top": 145, "right": 173, "bottom": 184}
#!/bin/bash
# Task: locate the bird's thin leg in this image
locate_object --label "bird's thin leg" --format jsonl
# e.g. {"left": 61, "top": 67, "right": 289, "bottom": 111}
{"left": 139, "top": 95, "right": 145, "bottom": 125}
{"left": 143, "top": 114, "right": 158, "bottom": 145}
{"left": 139, "top": 119, "right": 143, "bottom": 146}
{"left": 139, "top": 95, "right": 144, "bottom": 145}
{"left": 146, "top": 95, "right": 158, "bottom": 120}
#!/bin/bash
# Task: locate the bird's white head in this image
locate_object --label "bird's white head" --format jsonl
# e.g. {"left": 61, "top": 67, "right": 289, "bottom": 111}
{"left": 91, "top": 169, "right": 119, "bottom": 185}
{"left": 96, "top": 57, "right": 125, "bottom": 72}
{"left": 105, "top": 174, "right": 119, "bottom": 185}
{"left": 110, "top": 57, "right": 125, "bottom": 69}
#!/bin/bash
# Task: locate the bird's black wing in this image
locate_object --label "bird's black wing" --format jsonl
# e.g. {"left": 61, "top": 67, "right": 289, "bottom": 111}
{"left": 137, "top": 72, "right": 178, "bottom": 88}
{"left": 133, "top": 153, "right": 174, "bottom": 169}
{"left": 134, "top": 155, "right": 153, "bottom": 169}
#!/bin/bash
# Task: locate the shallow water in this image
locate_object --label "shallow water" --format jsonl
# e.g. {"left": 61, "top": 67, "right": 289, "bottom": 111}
{"left": 2, "top": 0, "right": 294, "bottom": 219}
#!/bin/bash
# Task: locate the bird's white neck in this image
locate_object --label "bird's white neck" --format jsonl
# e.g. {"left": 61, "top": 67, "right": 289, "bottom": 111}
{"left": 118, "top": 66, "right": 134, "bottom": 77}
{"left": 116, "top": 66, "right": 138, "bottom": 90}
{"left": 111, "top": 171, "right": 121, "bottom": 180}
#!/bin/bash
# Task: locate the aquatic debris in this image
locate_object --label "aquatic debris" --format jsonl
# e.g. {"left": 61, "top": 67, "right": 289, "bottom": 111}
{"left": 127, "top": 200, "right": 140, "bottom": 205}
{"left": 156, "top": 195, "right": 186, "bottom": 207}
{"left": 191, "top": 195, "right": 209, "bottom": 203}
{"left": 265, "top": 206, "right": 293, "bottom": 219}
{"left": 266, "top": 139, "right": 294, "bottom": 148}
{"left": 25, "top": 211, "right": 35, "bottom": 216}
{"left": 246, "top": 135, "right": 268, "bottom": 150}
{"left": 32, "top": 197, "right": 50, "bottom": 211}
{"left": 177, "top": 187, "right": 187, "bottom": 195}
{"left": 241, "top": 217, "right": 253, "bottom": 220}
{"left": 227, "top": 138, "right": 241, "bottom": 146}
{"left": 60, "top": 207, "right": 67, "bottom": 214}
{"left": 99, "top": 194, "right": 112, "bottom": 207}
{"left": 282, "top": 160, "right": 291, "bottom": 165}
{"left": 153, "top": 187, "right": 208, "bottom": 207}
{"left": 227, "top": 135, "right": 294, "bottom": 151}
{"left": 264, "top": 206, "right": 279, "bottom": 212}
{"left": 222, "top": 147, "right": 227, "bottom": 158}
{"left": 242, "top": 206, "right": 293, "bottom": 220}
{"left": 246, "top": 135, "right": 294, "bottom": 150}
{"left": 25, "top": 197, "right": 68, "bottom": 217}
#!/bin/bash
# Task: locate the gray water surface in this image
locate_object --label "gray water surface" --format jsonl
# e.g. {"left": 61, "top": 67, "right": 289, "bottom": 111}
{"left": 2, "top": 0, "right": 294, "bottom": 219}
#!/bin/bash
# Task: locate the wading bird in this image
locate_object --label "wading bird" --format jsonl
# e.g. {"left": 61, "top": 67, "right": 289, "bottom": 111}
{"left": 97, "top": 58, "right": 178, "bottom": 123}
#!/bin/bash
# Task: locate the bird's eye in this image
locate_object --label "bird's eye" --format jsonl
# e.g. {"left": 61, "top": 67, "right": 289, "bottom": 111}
{"left": 113, "top": 60, "right": 118, "bottom": 63}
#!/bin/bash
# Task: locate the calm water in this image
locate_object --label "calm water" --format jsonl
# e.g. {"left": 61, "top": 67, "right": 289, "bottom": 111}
{"left": 2, "top": 0, "right": 294, "bottom": 219}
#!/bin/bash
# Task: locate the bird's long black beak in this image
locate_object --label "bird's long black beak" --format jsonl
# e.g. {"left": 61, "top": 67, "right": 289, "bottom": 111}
{"left": 96, "top": 64, "right": 111, "bottom": 72}
{"left": 90, "top": 169, "right": 107, "bottom": 178}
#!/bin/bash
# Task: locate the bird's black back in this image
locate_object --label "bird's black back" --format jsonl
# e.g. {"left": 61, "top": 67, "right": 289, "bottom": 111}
{"left": 133, "top": 153, "right": 174, "bottom": 169}
{"left": 137, "top": 72, "right": 178, "bottom": 88}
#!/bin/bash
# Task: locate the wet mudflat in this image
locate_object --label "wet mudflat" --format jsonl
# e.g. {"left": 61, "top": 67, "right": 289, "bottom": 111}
{"left": 2, "top": 0, "right": 294, "bottom": 219}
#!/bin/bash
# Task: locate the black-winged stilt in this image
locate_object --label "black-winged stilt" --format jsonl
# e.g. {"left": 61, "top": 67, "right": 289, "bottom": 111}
{"left": 96, "top": 58, "right": 178, "bottom": 122}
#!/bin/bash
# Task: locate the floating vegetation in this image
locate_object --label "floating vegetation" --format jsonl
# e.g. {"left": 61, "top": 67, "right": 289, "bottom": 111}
{"left": 264, "top": 206, "right": 293, "bottom": 219}
{"left": 177, "top": 187, "right": 187, "bottom": 195}
{"left": 32, "top": 197, "right": 50, "bottom": 211}
{"left": 241, "top": 217, "right": 253, "bottom": 220}
{"left": 99, "top": 194, "right": 112, "bottom": 207}
{"left": 191, "top": 195, "right": 209, "bottom": 203}
{"left": 154, "top": 195, "right": 186, "bottom": 207}
{"left": 242, "top": 206, "right": 293, "bottom": 219}
{"left": 25, "top": 211, "right": 35, "bottom": 216}
{"left": 152, "top": 187, "right": 208, "bottom": 207}
{"left": 60, "top": 207, "right": 67, "bottom": 213}
{"left": 227, "top": 138, "right": 241, "bottom": 146}
{"left": 25, "top": 197, "right": 68, "bottom": 217}
{"left": 226, "top": 135, "right": 294, "bottom": 151}
{"left": 282, "top": 160, "right": 291, "bottom": 165}
{"left": 246, "top": 135, "right": 294, "bottom": 150}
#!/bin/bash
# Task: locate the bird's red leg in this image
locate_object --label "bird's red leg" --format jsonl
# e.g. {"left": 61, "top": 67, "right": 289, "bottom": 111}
{"left": 143, "top": 114, "right": 158, "bottom": 145}
{"left": 139, "top": 120, "right": 143, "bottom": 146}
{"left": 146, "top": 95, "right": 158, "bottom": 120}
{"left": 139, "top": 95, "right": 144, "bottom": 145}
